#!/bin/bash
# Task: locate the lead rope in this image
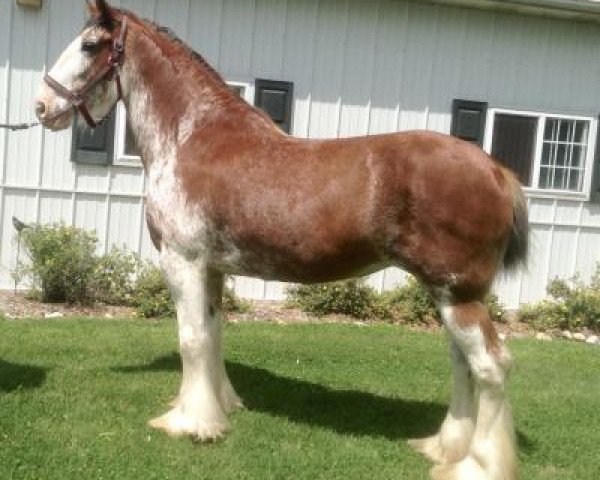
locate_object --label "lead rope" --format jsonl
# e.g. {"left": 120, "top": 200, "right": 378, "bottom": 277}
{"left": 0, "top": 121, "right": 40, "bottom": 131}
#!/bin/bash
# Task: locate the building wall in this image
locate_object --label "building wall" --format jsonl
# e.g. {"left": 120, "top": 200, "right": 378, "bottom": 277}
{"left": 1, "top": 0, "right": 600, "bottom": 307}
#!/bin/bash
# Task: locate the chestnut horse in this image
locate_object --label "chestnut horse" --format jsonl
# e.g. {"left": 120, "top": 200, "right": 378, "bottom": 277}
{"left": 35, "top": 2, "right": 527, "bottom": 479}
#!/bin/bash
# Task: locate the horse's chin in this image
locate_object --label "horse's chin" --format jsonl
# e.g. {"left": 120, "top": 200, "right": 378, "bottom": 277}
{"left": 41, "top": 110, "right": 73, "bottom": 131}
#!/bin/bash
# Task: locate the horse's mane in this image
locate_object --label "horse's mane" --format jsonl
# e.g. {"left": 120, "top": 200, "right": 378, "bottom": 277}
{"left": 114, "top": 8, "right": 240, "bottom": 103}
{"left": 147, "top": 22, "right": 228, "bottom": 89}
{"left": 94, "top": 7, "right": 279, "bottom": 130}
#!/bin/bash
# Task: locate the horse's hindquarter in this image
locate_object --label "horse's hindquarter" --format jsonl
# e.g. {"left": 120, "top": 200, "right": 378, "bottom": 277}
{"left": 374, "top": 131, "right": 515, "bottom": 289}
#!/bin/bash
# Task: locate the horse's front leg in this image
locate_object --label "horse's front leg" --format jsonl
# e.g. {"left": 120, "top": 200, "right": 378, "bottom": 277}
{"left": 149, "top": 248, "right": 239, "bottom": 440}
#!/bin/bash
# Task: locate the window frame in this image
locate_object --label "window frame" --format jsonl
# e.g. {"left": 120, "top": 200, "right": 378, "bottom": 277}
{"left": 226, "top": 79, "right": 255, "bottom": 104}
{"left": 113, "top": 102, "right": 140, "bottom": 167}
{"left": 483, "top": 107, "right": 598, "bottom": 200}
{"left": 112, "top": 80, "right": 256, "bottom": 167}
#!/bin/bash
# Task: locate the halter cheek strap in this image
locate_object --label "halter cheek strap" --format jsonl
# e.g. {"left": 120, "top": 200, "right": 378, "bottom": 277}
{"left": 43, "top": 17, "right": 128, "bottom": 129}
{"left": 43, "top": 74, "right": 98, "bottom": 128}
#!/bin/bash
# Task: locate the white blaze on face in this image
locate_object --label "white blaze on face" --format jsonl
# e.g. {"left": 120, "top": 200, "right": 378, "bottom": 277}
{"left": 36, "top": 26, "right": 119, "bottom": 128}
{"left": 49, "top": 33, "right": 92, "bottom": 87}
{"left": 38, "top": 32, "right": 91, "bottom": 114}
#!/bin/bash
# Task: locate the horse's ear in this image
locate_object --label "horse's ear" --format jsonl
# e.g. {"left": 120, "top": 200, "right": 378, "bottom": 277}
{"left": 94, "top": 0, "right": 114, "bottom": 28}
{"left": 85, "top": 0, "right": 95, "bottom": 18}
{"left": 84, "top": 0, "right": 114, "bottom": 28}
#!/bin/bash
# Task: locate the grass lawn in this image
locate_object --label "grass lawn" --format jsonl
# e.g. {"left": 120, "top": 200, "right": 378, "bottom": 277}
{"left": 0, "top": 318, "right": 598, "bottom": 480}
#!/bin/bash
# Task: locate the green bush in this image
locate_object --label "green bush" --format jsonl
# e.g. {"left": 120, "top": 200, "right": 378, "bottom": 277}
{"left": 376, "top": 278, "right": 506, "bottom": 324}
{"left": 485, "top": 294, "right": 507, "bottom": 322}
{"left": 374, "top": 277, "right": 437, "bottom": 324}
{"left": 15, "top": 224, "right": 99, "bottom": 304}
{"left": 14, "top": 223, "right": 250, "bottom": 316}
{"left": 92, "top": 248, "right": 141, "bottom": 306}
{"left": 131, "top": 262, "right": 176, "bottom": 318}
{"left": 223, "top": 284, "right": 252, "bottom": 314}
{"left": 131, "top": 263, "right": 251, "bottom": 318}
{"left": 288, "top": 276, "right": 506, "bottom": 324}
{"left": 518, "top": 270, "right": 600, "bottom": 332}
{"left": 287, "top": 280, "right": 378, "bottom": 319}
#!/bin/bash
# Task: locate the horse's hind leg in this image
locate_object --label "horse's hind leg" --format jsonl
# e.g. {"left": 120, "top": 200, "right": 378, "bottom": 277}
{"left": 408, "top": 339, "right": 475, "bottom": 463}
{"left": 430, "top": 300, "right": 517, "bottom": 480}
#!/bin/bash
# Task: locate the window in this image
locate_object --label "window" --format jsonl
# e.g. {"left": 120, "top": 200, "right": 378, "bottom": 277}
{"left": 123, "top": 119, "right": 140, "bottom": 157}
{"left": 484, "top": 109, "right": 597, "bottom": 195}
{"left": 71, "top": 112, "right": 115, "bottom": 166}
{"left": 225, "top": 80, "right": 255, "bottom": 104}
{"left": 114, "top": 102, "right": 141, "bottom": 166}
{"left": 490, "top": 113, "right": 537, "bottom": 186}
{"left": 539, "top": 118, "right": 589, "bottom": 191}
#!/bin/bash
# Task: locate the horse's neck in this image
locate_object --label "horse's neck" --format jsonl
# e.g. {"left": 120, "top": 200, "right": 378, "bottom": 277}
{"left": 119, "top": 29, "right": 230, "bottom": 170}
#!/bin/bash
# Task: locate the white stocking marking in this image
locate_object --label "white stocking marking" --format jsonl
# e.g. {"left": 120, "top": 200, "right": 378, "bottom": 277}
{"left": 149, "top": 248, "right": 229, "bottom": 440}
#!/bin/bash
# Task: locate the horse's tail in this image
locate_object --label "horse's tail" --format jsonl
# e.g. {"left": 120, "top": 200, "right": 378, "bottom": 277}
{"left": 500, "top": 166, "right": 529, "bottom": 270}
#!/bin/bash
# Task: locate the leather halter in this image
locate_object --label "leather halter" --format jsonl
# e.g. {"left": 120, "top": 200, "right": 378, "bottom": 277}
{"left": 43, "top": 17, "right": 128, "bottom": 129}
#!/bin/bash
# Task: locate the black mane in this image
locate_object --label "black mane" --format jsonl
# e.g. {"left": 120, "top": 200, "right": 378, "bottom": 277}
{"left": 147, "top": 19, "right": 228, "bottom": 88}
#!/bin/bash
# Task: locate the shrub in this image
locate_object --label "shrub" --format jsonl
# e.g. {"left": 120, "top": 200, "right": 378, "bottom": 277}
{"left": 485, "top": 294, "right": 507, "bottom": 323}
{"left": 377, "top": 278, "right": 506, "bottom": 324}
{"left": 518, "top": 301, "right": 565, "bottom": 331}
{"left": 287, "top": 279, "right": 378, "bottom": 319}
{"left": 288, "top": 276, "right": 507, "bottom": 324}
{"left": 14, "top": 223, "right": 250, "bottom": 315}
{"left": 518, "top": 270, "right": 600, "bottom": 332}
{"left": 223, "top": 284, "right": 252, "bottom": 314}
{"left": 131, "top": 262, "right": 175, "bottom": 318}
{"left": 374, "top": 276, "right": 437, "bottom": 324}
{"left": 15, "top": 224, "right": 99, "bottom": 304}
{"left": 91, "top": 248, "right": 141, "bottom": 306}
{"left": 131, "top": 263, "right": 251, "bottom": 318}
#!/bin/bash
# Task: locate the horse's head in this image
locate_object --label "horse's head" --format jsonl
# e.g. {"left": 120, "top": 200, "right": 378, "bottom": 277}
{"left": 35, "top": 0, "right": 125, "bottom": 130}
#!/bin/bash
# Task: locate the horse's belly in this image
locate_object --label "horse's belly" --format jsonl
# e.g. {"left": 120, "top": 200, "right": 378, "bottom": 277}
{"left": 212, "top": 233, "right": 386, "bottom": 283}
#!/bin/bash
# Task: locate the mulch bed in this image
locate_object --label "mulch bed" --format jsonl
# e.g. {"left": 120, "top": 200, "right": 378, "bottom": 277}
{"left": 0, "top": 290, "right": 539, "bottom": 340}
{"left": 0, "top": 290, "right": 135, "bottom": 319}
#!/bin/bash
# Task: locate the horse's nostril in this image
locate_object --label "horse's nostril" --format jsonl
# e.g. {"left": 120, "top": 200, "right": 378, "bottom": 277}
{"left": 35, "top": 101, "right": 46, "bottom": 117}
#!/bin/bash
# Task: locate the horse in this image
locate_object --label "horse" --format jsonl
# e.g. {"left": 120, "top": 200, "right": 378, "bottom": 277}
{"left": 35, "top": 2, "right": 527, "bottom": 479}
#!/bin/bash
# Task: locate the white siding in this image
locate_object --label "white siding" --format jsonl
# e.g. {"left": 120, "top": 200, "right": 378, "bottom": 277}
{"left": 1, "top": 0, "right": 600, "bottom": 309}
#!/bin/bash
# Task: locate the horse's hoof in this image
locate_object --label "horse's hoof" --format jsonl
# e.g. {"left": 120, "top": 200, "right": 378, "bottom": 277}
{"left": 408, "top": 435, "right": 445, "bottom": 464}
{"left": 148, "top": 408, "right": 229, "bottom": 442}
{"left": 221, "top": 378, "right": 244, "bottom": 414}
{"left": 430, "top": 458, "right": 484, "bottom": 480}
{"left": 429, "top": 455, "right": 514, "bottom": 480}
{"left": 222, "top": 394, "right": 244, "bottom": 414}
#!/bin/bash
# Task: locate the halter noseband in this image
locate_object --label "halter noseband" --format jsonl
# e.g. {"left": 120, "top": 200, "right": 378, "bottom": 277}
{"left": 43, "top": 17, "right": 128, "bottom": 129}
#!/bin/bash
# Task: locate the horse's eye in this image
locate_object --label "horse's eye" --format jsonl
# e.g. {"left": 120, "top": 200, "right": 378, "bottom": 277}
{"left": 81, "top": 41, "right": 101, "bottom": 54}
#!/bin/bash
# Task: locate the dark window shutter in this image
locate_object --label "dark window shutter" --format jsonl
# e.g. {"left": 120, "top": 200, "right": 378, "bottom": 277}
{"left": 450, "top": 99, "right": 488, "bottom": 147}
{"left": 254, "top": 79, "right": 293, "bottom": 134}
{"left": 71, "top": 109, "right": 115, "bottom": 165}
{"left": 590, "top": 114, "right": 600, "bottom": 202}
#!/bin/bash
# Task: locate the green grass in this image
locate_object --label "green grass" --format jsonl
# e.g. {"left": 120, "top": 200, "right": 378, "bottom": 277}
{"left": 0, "top": 319, "right": 598, "bottom": 480}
